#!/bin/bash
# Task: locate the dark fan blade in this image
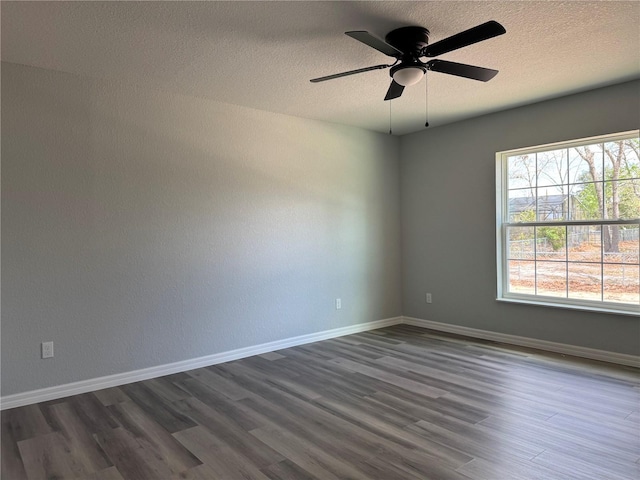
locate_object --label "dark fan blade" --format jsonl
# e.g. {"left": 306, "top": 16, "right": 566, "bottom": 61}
{"left": 346, "top": 31, "right": 403, "bottom": 57}
{"left": 422, "top": 21, "right": 506, "bottom": 57}
{"left": 384, "top": 80, "right": 404, "bottom": 101}
{"left": 310, "top": 64, "right": 390, "bottom": 83}
{"left": 427, "top": 59, "right": 498, "bottom": 82}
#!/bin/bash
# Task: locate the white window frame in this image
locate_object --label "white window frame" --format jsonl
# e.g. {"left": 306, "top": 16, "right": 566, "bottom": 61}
{"left": 496, "top": 130, "right": 640, "bottom": 316}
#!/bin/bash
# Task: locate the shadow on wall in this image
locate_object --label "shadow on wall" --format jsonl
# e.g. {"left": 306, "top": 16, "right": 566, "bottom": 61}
{"left": 1, "top": 63, "right": 401, "bottom": 396}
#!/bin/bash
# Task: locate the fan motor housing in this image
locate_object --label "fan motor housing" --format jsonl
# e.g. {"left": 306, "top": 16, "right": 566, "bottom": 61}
{"left": 385, "top": 26, "right": 430, "bottom": 55}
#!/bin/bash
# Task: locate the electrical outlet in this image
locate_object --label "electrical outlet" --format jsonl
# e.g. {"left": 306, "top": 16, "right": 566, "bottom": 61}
{"left": 42, "top": 341, "right": 54, "bottom": 359}
{"left": 336, "top": 298, "right": 342, "bottom": 310}
{"left": 426, "top": 293, "right": 432, "bottom": 304}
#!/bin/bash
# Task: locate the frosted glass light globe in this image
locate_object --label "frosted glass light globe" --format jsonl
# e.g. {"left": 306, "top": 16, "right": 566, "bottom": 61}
{"left": 392, "top": 67, "right": 424, "bottom": 86}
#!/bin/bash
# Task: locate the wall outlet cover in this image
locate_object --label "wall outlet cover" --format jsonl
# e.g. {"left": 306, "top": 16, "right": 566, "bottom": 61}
{"left": 42, "top": 341, "right": 54, "bottom": 359}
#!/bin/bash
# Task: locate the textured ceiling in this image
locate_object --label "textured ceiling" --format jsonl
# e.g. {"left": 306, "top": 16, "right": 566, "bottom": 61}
{"left": 2, "top": 1, "right": 639, "bottom": 135}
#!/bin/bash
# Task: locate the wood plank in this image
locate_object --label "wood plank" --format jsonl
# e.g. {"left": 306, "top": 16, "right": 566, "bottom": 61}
{"left": 532, "top": 449, "right": 640, "bottom": 480}
{"left": 456, "top": 456, "right": 577, "bottom": 480}
{"left": 259, "top": 352, "right": 285, "bottom": 361}
{"left": 93, "top": 387, "right": 131, "bottom": 407}
{"left": 65, "top": 393, "right": 121, "bottom": 434}
{"left": 119, "top": 382, "right": 196, "bottom": 433}
{"left": 479, "top": 413, "right": 640, "bottom": 462}
{"left": 47, "top": 402, "right": 113, "bottom": 472}
{"left": 170, "top": 463, "right": 226, "bottom": 480}
{"left": 1, "top": 404, "right": 53, "bottom": 442}
{"left": 249, "top": 425, "right": 369, "bottom": 480}
{"left": 328, "top": 357, "right": 448, "bottom": 398}
{"left": 260, "top": 459, "right": 319, "bottom": 480}
{"left": 18, "top": 432, "right": 96, "bottom": 480}
{"left": 1, "top": 413, "right": 29, "bottom": 480}
{"left": 172, "top": 397, "right": 284, "bottom": 468}
{"left": 407, "top": 418, "right": 544, "bottom": 464}
{"left": 237, "top": 384, "right": 471, "bottom": 478}
{"left": 186, "top": 366, "right": 253, "bottom": 401}
{"left": 107, "top": 400, "right": 201, "bottom": 473}
{"left": 143, "top": 377, "right": 192, "bottom": 403}
{"left": 173, "top": 426, "right": 272, "bottom": 480}
{"left": 5, "top": 325, "right": 638, "bottom": 480}
{"left": 82, "top": 466, "right": 126, "bottom": 480}
{"left": 94, "top": 427, "right": 175, "bottom": 480}
{"left": 173, "top": 377, "right": 262, "bottom": 431}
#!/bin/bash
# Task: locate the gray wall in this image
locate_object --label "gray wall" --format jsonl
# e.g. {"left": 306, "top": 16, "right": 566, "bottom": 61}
{"left": 3, "top": 61, "right": 638, "bottom": 399}
{"left": 400, "top": 80, "right": 640, "bottom": 355}
{"left": 1, "top": 62, "right": 402, "bottom": 396}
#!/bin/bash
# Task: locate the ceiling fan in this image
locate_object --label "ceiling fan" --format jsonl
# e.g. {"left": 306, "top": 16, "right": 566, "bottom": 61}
{"left": 310, "top": 21, "right": 506, "bottom": 101}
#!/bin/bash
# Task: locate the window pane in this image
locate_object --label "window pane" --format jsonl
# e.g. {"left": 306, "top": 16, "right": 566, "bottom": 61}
{"left": 537, "top": 149, "right": 568, "bottom": 187}
{"left": 508, "top": 189, "right": 536, "bottom": 222}
{"left": 568, "top": 225, "right": 601, "bottom": 262}
{"left": 508, "top": 154, "right": 537, "bottom": 190}
{"left": 508, "top": 260, "right": 534, "bottom": 294}
{"left": 602, "top": 224, "right": 639, "bottom": 264}
{"left": 569, "top": 182, "right": 604, "bottom": 220}
{"left": 535, "top": 226, "right": 566, "bottom": 260}
{"left": 603, "top": 264, "right": 639, "bottom": 305}
{"left": 536, "top": 261, "right": 567, "bottom": 297}
{"left": 569, "top": 143, "right": 603, "bottom": 184}
{"left": 568, "top": 263, "right": 602, "bottom": 302}
{"left": 621, "top": 225, "right": 639, "bottom": 264}
{"left": 619, "top": 139, "right": 640, "bottom": 180}
{"left": 537, "top": 185, "right": 567, "bottom": 221}
{"left": 604, "top": 179, "right": 640, "bottom": 220}
{"left": 507, "top": 227, "right": 534, "bottom": 260}
{"left": 604, "top": 140, "right": 640, "bottom": 181}
{"left": 499, "top": 133, "right": 640, "bottom": 313}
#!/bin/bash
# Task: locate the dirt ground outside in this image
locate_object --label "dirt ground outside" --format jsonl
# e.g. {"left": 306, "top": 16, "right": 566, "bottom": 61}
{"left": 508, "top": 240, "right": 639, "bottom": 304}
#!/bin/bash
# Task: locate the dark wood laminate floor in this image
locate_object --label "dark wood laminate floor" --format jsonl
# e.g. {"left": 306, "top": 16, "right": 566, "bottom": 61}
{"left": 2, "top": 325, "right": 639, "bottom": 480}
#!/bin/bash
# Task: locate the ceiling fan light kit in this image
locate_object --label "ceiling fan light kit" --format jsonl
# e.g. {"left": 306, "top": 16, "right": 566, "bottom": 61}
{"left": 391, "top": 65, "right": 425, "bottom": 87}
{"left": 311, "top": 20, "right": 506, "bottom": 103}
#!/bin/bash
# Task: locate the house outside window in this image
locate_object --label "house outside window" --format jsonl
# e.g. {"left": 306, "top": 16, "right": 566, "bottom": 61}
{"left": 496, "top": 131, "right": 640, "bottom": 315}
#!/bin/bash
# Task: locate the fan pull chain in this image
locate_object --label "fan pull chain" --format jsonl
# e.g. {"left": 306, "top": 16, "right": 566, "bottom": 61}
{"left": 389, "top": 99, "right": 393, "bottom": 135}
{"left": 425, "top": 74, "right": 429, "bottom": 128}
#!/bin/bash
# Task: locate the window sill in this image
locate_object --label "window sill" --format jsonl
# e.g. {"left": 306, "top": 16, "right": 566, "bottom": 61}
{"left": 497, "top": 296, "right": 640, "bottom": 317}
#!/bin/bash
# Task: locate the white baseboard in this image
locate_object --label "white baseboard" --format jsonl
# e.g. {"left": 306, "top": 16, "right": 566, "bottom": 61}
{"left": 0, "top": 317, "right": 403, "bottom": 410}
{"left": 402, "top": 316, "right": 640, "bottom": 368}
{"left": 3, "top": 314, "right": 636, "bottom": 410}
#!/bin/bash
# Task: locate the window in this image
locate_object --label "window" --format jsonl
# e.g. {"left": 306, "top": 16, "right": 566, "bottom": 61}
{"left": 496, "top": 131, "right": 640, "bottom": 315}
